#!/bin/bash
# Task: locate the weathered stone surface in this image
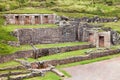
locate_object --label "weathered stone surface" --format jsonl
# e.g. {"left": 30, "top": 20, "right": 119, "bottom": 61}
{"left": 14, "top": 26, "right": 76, "bottom": 44}
{"left": 0, "top": 44, "right": 93, "bottom": 63}
{"left": 74, "top": 16, "right": 119, "bottom": 23}
{"left": 4, "top": 14, "right": 57, "bottom": 25}
{"left": 0, "top": 66, "right": 24, "bottom": 71}
{"left": 7, "top": 41, "right": 20, "bottom": 47}
{"left": 111, "top": 31, "right": 120, "bottom": 45}
{"left": 33, "top": 49, "right": 120, "bottom": 66}
{"left": 0, "top": 71, "right": 30, "bottom": 77}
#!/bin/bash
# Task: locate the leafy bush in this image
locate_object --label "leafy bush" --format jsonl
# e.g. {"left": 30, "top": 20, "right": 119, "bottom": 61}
{"left": 0, "top": 3, "right": 6, "bottom": 11}
{"left": 106, "top": 1, "right": 113, "bottom": 6}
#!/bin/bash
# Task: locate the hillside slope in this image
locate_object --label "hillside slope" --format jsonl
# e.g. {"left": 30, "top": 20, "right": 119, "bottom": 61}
{"left": 0, "top": 0, "right": 120, "bottom": 54}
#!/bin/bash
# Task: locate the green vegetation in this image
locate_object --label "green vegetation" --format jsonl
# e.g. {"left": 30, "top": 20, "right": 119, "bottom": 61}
{"left": 1, "top": 0, "right": 120, "bottom": 17}
{"left": 0, "top": 0, "right": 120, "bottom": 79}
{"left": 24, "top": 72, "right": 61, "bottom": 80}
{"left": 103, "top": 21, "right": 120, "bottom": 33}
{"left": 57, "top": 53, "right": 120, "bottom": 68}
{"left": 0, "top": 14, "right": 17, "bottom": 55}
{"left": 0, "top": 53, "right": 120, "bottom": 80}
{"left": 0, "top": 42, "right": 88, "bottom": 55}
{"left": 26, "top": 48, "right": 95, "bottom": 62}
{"left": 92, "top": 21, "right": 120, "bottom": 33}
{"left": 2, "top": 24, "right": 57, "bottom": 32}
{"left": 2, "top": 7, "right": 54, "bottom": 14}
{"left": 0, "top": 61, "right": 20, "bottom": 68}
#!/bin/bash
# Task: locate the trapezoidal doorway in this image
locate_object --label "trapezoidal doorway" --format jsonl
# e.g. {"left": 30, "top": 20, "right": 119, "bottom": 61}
{"left": 15, "top": 16, "right": 20, "bottom": 24}
{"left": 44, "top": 15, "right": 49, "bottom": 24}
{"left": 99, "top": 36, "right": 104, "bottom": 47}
{"left": 35, "top": 16, "right": 39, "bottom": 24}
{"left": 24, "top": 16, "right": 30, "bottom": 24}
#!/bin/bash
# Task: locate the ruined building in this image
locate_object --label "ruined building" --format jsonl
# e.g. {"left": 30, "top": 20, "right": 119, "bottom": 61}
{"left": 4, "top": 14, "right": 119, "bottom": 48}
{"left": 4, "top": 14, "right": 57, "bottom": 25}
{"left": 77, "top": 23, "right": 111, "bottom": 48}
{"left": 12, "top": 21, "right": 119, "bottom": 48}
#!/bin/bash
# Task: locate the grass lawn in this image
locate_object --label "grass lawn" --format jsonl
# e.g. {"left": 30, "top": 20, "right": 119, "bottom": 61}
{"left": 0, "top": 42, "right": 88, "bottom": 55}
{"left": 1, "top": 7, "right": 54, "bottom": 14}
{"left": 23, "top": 44, "right": 120, "bottom": 62}
{"left": 24, "top": 72, "right": 61, "bottom": 80}
{"left": 26, "top": 48, "right": 95, "bottom": 62}
{"left": 2, "top": 24, "right": 57, "bottom": 32}
{"left": 103, "top": 21, "right": 120, "bottom": 33}
{"left": 0, "top": 61, "right": 20, "bottom": 68}
{"left": 57, "top": 53, "right": 120, "bottom": 68}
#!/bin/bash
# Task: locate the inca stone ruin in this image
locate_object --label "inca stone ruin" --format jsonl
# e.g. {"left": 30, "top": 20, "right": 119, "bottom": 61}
{"left": 4, "top": 14, "right": 57, "bottom": 25}
{"left": 8, "top": 14, "right": 120, "bottom": 48}
{"left": 1, "top": 14, "right": 120, "bottom": 80}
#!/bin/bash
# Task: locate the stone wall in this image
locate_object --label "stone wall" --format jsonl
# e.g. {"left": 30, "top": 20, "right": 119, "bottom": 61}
{"left": 41, "top": 49, "right": 120, "bottom": 66}
{"left": 111, "top": 31, "right": 120, "bottom": 45}
{"left": 4, "top": 14, "right": 57, "bottom": 25}
{"left": 13, "top": 26, "right": 76, "bottom": 44}
{"left": 0, "top": 44, "right": 93, "bottom": 63}
{"left": 74, "top": 16, "right": 119, "bottom": 23}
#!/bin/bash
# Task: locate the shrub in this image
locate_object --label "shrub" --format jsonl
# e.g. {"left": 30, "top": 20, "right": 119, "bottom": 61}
{"left": 0, "top": 3, "right": 6, "bottom": 11}
{"left": 106, "top": 1, "right": 113, "bottom": 6}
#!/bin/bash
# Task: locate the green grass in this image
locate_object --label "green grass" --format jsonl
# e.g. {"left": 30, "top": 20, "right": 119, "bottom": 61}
{"left": 24, "top": 72, "right": 61, "bottom": 80}
{"left": 0, "top": 69, "right": 28, "bottom": 74}
{"left": 0, "top": 51, "right": 120, "bottom": 80}
{"left": 103, "top": 21, "right": 120, "bottom": 33}
{"left": 91, "top": 21, "right": 120, "bottom": 33}
{"left": 0, "top": 61, "right": 20, "bottom": 68}
{"left": 0, "top": 42, "right": 88, "bottom": 55}
{"left": 26, "top": 48, "right": 95, "bottom": 62}
{"left": 1, "top": 1, "right": 120, "bottom": 18}
{"left": 57, "top": 53, "right": 120, "bottom": 68}
{"left": 25, "top": 44, "right": 120, "bottom": 62}
{"left": 2, "top": 24, "right": 57, "bottom": 32}
{"left": 1, "top": 7, "right": 54, "bottom": 14}
{"left": 1, "top": 51, "right": 120, "bottom": 80}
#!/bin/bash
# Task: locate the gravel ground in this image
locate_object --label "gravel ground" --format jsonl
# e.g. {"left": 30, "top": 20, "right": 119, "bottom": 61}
{"left": 63, "top": 57, "right": 120, "bottom": 80}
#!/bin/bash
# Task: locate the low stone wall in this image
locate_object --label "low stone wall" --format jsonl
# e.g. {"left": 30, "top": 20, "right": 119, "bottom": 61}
{"left": 37, "top": 44, "right": 93, "bottom": 57}
{"left": 0, "top": 44, "right": 93, "bottom": 63}
{"left": 38, "top": 49, "right": 120, "bottom": 66}
{"left": 74, "top": 17, "right": 119, "bottom": 23}
{"left": 0, "top": 50, "right": 33, "bottom": 63}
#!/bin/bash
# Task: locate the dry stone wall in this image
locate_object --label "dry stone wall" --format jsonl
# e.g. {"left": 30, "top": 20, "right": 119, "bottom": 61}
{"left": 0, "top": 44, "right": 93, "bottom": 63}
{"left": 43, "top": 49, "right": 120, "bottom": 66}
{"left": 14, "top": 26, "right": 76, "bottom": 44}
{"left": 74, "top": 17, "right": 119, "bottom": 23}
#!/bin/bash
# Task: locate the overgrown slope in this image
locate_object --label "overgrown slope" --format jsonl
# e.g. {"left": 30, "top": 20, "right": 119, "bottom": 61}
{"left": 0, "top": 0, "right": 120, "bottom": 55}
{"left": 1, "top": 0, "right": 120, "bottom": 17}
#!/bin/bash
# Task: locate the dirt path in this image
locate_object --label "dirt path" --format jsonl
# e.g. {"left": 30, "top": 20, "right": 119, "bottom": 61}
{"left": 63, "top": 57, "right": 120, "bottom": 80}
